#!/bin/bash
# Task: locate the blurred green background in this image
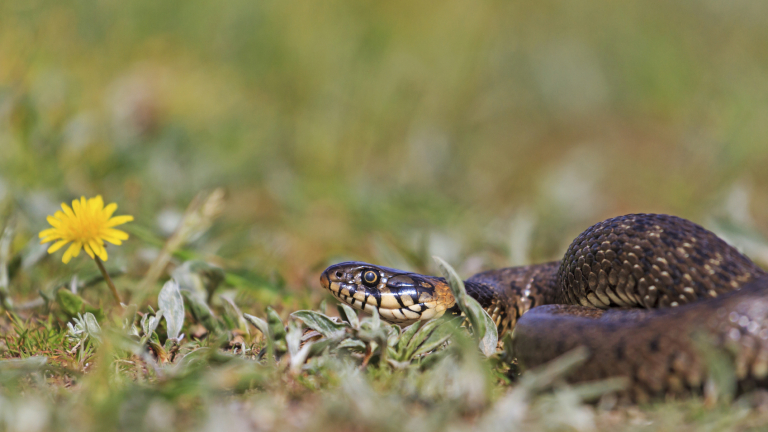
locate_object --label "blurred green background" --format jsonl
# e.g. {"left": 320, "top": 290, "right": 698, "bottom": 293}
{"left": 2, "top": 0, "right": 768, "bottom": 303}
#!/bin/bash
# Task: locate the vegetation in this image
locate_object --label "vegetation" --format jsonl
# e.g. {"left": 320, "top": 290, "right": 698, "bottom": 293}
{"left": 2, "top": 0, "right": 768, "bottom": 430}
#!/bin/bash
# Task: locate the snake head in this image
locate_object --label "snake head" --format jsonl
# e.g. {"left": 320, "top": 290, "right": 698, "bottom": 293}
{"left": 320, "top": 261, "right": 457, "bottom": 325}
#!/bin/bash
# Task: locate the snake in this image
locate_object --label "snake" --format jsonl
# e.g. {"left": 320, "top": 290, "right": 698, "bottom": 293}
{"left": 320, "top": 214, "right": 768, "bottom": 401}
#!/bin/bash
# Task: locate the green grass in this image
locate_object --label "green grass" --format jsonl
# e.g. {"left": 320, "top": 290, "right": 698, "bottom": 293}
{"left": 2, "top": 0, "right": 768, "bottom": 430}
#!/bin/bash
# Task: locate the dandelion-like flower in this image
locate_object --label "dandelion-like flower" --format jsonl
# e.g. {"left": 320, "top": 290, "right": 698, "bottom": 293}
{"left": 39, "top": 196, "right": 134, "bottom": 264}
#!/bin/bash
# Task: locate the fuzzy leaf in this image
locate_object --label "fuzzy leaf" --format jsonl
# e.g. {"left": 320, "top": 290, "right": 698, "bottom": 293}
{"left": 410, "top": 319, "right": 456, "bottom": 358}
{"left": 158, "top": 279, "right": 185, "bottom": 340}
{"left": 336, "top": 339, "right": 366, "bottom": 352}
{"left": 433, "top": 256, "right": 498, "bottom": 357}
{"left": 181, "top": 290, "right": 220, "bottom": 332}
{"left": 397, "top": 321, "right": 422, "bottom": 354}
{"left": 83, "top": 312, "right": 102, "bottom": 342}
{"left": 142, "top": 310, "right": 164, "bottom": 336}
{"left": 386, "top": 324, "right": 401, "bottom": 347}
{"left": 243, "top": 313, "right": 270, "bottom": 337}
{"left": 286, "top": 321, "right": 303, "bottom": 357}
{"left": 221, "top": 295, "right": 250, "bottom": 336}
{"left": 404, "top": 317, "right": 449, "bottom": 360}
{"left": 336, "top": 303, "right": 360, "bottom": 329}
{"left": 56, "top": 289, "right": 84, "bottom": 317}
{"left": 291, "top": 310, "right": 347, "bottom": 339}
{"left": 266, "top": 307, "right": 286, "bottom": 342}
{"left": 360, "top": 307, "right": 381, "bottom": 331}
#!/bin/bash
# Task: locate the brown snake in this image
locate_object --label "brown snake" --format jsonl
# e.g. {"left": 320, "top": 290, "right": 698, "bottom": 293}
{"left": 320, "top": 214, "right": 768, "bottom": 401}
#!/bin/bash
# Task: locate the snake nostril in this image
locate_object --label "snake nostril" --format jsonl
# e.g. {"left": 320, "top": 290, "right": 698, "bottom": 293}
{"left": 335, "top": 271, "right": 343, "bottom": 278}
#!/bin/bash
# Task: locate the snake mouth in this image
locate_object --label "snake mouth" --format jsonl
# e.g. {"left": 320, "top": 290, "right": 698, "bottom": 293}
{"left": 320, "top": 261, "right": 456, "bottom": 325}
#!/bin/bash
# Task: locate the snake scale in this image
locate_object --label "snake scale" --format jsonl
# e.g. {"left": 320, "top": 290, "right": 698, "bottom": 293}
{"left": 320, "top": 214, "right": 768, "bottom": 401}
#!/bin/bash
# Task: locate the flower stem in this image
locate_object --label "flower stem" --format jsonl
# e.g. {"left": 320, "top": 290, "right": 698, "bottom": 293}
{"left": 94, "top": 256, "right": 123, "bottom": 308}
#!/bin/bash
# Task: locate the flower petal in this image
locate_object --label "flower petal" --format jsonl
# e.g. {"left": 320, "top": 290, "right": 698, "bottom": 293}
{"left": 83, "top": 243, "right": 95, "bottom": 259}
{"left": 47, "top": 239, "right": 69, "bottom": 253}
{"left": 62, "top": 242, "right": 82, "bottom": 264}
{"left": 61, "top": 203, "right": 75, "bottom": 219}
{"left": 91, "top": 195, "right": 104, "bottom": 210}
{"left": 103, "top": 228, "right": 129, "bottom": 240}
{"left": 72, "top": 198, "right": 83, "bottom": 217}
{"left": 88, "top": 239, "right": 104, "bottom": 259}
{"left": 39, "top": 228, "right": 59, "bottom": 238}
{"left": 105, "top": 215, "right": 134, "bottom": 227}
{"left": 46, "top": 215, "right": 63, "bottom": 228}
{"left": 103, "top": 203, "right": 118, "bottom": 219}
{"left": 40, "top": 235, "right": 63, "bottom": 244}
{"left": 102, "top": 236, "right": 123, "bottom": 246}
{"left": 91, "top": 240, "right": 108, "bottom": 261}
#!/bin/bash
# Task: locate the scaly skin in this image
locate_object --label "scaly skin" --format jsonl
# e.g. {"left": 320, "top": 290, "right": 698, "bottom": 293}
{"left": 320, "top": 214, "right": 768, "bottom": 400}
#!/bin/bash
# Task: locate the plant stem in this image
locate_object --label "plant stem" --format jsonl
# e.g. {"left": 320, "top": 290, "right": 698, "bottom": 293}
{"left": 94, "top": 256, "right": 123, "bottom": 308}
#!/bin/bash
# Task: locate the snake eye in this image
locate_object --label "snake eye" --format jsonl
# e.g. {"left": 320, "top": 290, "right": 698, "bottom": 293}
{"left": 362, "top": 270, "right": 379, "bottom": 287}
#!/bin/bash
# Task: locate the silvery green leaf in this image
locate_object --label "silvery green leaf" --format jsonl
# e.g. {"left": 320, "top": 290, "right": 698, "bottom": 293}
{"left": 307, "top": 338, "right": 335, "bottom": 358}
{"left": 180, "top": 290, "right": 219, "bottom": 332}
{"left": 336, "top": 303, "right": 359, "bottom": 329}
{"left": 360, "top": 308, "right": 381, "bottom": 331}
{"left": 286, "top": 321, "right": 312, "bottom": 373}
{"left": 243, "top": 313, "right": 270, "bottom": 337}
{"left": 56, "top": 289, "right": 84, "bottom": 317}
{"left": 404, "top": 318, "right": 448, "bottom": 360}
{"left": 158, "top": 279, "right": 185, "bottom": 340}
{"left": 220, "top": 294, "right": 249, "bottom": 336}
{"left": 357, "top": 327, "right": 388, "bottom": 345}
{"left": 0, "top": 356, "right": 48, "bottom": 370}
{"left": 129, "top": 325, "right": 140, "bottom": 337}
{"left": 66, "top": 322, "right": 78, "bottom": 336}
{"left": 286, "top": 321, "right": 303, "bottom": 357}
{"left": 290, "top": 344, "right": 312, "bottom": 374}
{"left": 144, "top": 310, "right": 164, "bottom": 335}
{"left": 67, "top": 319, "right": 85, "bottom": 341}
{"left": 336, "top": 339, "right": 366, "bottom": 352}
{"left": 291, "top": 310, "right": 347, "bottom": 339}
{"left": 466, "top": 298, "right": 498, "bottom": 357}
{"left": 479, "top": 311, "right": 498, "bottom": 356}
{"left": 397, "top": 321, "right": 422, "bottom": 354}
{"left": 244, "top": 312, "right": 277, "bottom": 364}
{"left": 410, "top": 319, "right": 457, "bottom": 358}
{"left": 83, "top": 312, "right": 102, "bottom": 342}
{"left": 266, "top": 307, "right": 286, "bottom": 341}
{"left": 141, "top": 313, "right": 150, "bottom": 335}
{"left": 433, "top": 256, "right": 498, "bottom": 357}
{"left": 386, "top": 324, "right": 401, "bottom": 347}
{"left": 387, "top": 358, "right": 412, "bottom": 370}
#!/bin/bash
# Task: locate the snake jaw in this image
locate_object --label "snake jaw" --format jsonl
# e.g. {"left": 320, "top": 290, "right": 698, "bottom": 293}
{"left": 320, "top": 261, "right": 456, "bottom": 325}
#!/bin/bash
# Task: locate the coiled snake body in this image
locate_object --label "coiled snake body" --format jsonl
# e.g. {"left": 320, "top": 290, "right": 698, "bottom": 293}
{"left": 320, "top": 214, "right": 768, "bottom": 400}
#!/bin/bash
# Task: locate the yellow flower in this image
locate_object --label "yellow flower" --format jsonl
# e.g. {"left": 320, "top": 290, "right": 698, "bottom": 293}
{"left": 39, "top": 196, "right": 134, "bottom": 264}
